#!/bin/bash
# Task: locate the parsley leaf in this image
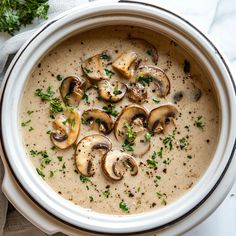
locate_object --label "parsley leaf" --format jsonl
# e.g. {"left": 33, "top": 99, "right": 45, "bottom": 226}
{"left": 0, "top": 0, "right": 49, "bottom": 35}
{"left": 80, "top": 175, "right": 91, "bottom": 183}
{"left": 56, "top": 74, "right": 63, "bottom": 81}
{"left": 152, "top": 98, "right": 160, "bottom": 104}
{"left": 102, "top": 104, "right": 119, "bottom": 117}
{"left": 104, "top": 68, "right": 115, "bottom": 78}
{"left": 122, "top": 139, "right": 134, "bottom": 152}
{"left": 21, "top": 120, "right": 31, "bottom": 127}
{"left": 194, "top": 116, "right": 205, "bottom": 130}
{"left": 36, "top": 168, "right": 45, "bottom": 178}
{"left": 136, "top": 74, "right": 154, "bottom": 86}
{"left": 179, "top": 137, "right": 189, "bottom": 150}
{"left": 35, "top": 86, "right": 54, "bottom": 101}
{"left": 124, "top": 123, "right": 136, "bottom": 140}
{"left": 147, "top": 151, "right": 158, "bottom": 168}
{"left": 119, "top": 201, "right": 129, "bottom": 212}
{"left": 50, "top": 98, "right": 63, "bottom": 114}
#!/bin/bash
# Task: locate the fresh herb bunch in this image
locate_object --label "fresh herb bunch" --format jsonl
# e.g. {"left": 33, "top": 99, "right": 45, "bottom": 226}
{"left": 0, "top": 0, "right": 49, "bottom": 35}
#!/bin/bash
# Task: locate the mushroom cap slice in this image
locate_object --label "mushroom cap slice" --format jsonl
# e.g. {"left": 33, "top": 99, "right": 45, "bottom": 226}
{"left": 101, "top": 150, "right": 138, "bottom": 181}
{"left": 132, "top": 130, "right": 151, "bottom": 156}
{"left": 114, "top": 104, "right": 148, "bottom": 141}
{"left": 60, "top": 76, "right": 87, "bottom": 107}
{"left": 82, "top": 109, "right": 114, "bottom": 134}
{"left": 81, "top": 51, "right": 111, "bottom": 81}
{"left": 112, "top": 51, "right": 137, "bottom": 79}
{"left": 148, "top": 104, "right": 178, "bottom": 134}
{"left": 50, "top": 109, "right": 80, "bottom": 149}
{"left": 128, "top": 37, "right": 158, "bottom": 64}
{"left": 75, "top": 134, "right": 112, "bottom": 177}
{"left": 136, "top": 66, "right": 170, "bottom": 97}
{"left": 98, "top": 80, "right": 127, "bottom": 103}
{"left": 127, "top": 83, "right": 147, "bottom": 103}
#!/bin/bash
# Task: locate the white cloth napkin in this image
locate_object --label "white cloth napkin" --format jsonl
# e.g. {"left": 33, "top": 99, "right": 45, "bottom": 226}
{"left": 0, "top": 0, "right": 236, "bottom": 236}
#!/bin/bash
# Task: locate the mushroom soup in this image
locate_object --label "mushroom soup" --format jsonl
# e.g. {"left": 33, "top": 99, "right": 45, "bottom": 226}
{"left": 20, "top": 26, "right": 219, "bottom": 215}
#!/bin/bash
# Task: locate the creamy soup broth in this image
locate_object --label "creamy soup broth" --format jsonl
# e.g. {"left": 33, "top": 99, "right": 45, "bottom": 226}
{"left": 20, "top": 26, "right": 219, "bottom": 215}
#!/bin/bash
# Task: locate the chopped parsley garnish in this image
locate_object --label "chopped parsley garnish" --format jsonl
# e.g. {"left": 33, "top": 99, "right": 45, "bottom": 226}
{"left": 119, "top": 201, "right": 129, "bottom": 212}
{"left": 136, "top": 74, "right": 154, "bottom": 86}
{"left": 187, "top": 155, "right": 192, "bottom": 159}
{"left": 163, "top": 158, "right": 171, "bottom": 165}
{"left": 36, "top": 168, "right": 45, "bottom": 178}
{"left": 194, "top": 116, "right": 205, "bottom": 130}
{"left": 57, "top": 156, "right": 63, "bottom": 162}
{"left": 56, "top": 74, "right": 63, "bottom": 81}
{"left": 27, "top": 110, "right": 34, "bottom": 115}
{"left": 62, "top": 162, "right": 66, "bottom": 169}
{"left": 35, "top": 86, "right": 54, "bottom": 101}
{"left": 82, "top": 92, "right": 89, "bottom": 102}
{"left": 102, "top": 190, "right": 110, "bottom": 198}
{"left": 50, "top": 98, "right": 63, "bottom": 114}
{"left": 49, "top": 171, "right": 54, "bottom": 177}
{"left": 152, "top": 98, "right": 160, "bottom": 104}
{"left": 113, "top": 85, "right": 120, "bottom": 95}
{"left": 122, "top": 139, "right": 134, "bottom": 152}
{"left": 163, "top": 130, "right": 176, "bottom": 150}
{"left": 124, "top": 123, "right": 136, "bottom": 140}
{"left": 40, "top": 150, "right": 51, "bottom": 164}
{"left": 154, "top": 175, "right": 161, "bottom": 184}
{"left": 28, "top": 127, "right": 34, "bottom": 132}
{"left": 147, "top": 151, "right": 158, "bottom": 168}
{"left": 183, "top": 59, "right": 191, "bottom": 73}
{"left": 144, "top": 132, "right": 152, "bottom": 141}
{"left": 0, "top": 0, "right": 49, "bottom": 35}
{"left": 80, "top": 175, "right": 91, "bottom": 183}
{"left": 89, "top": 196, "right": 94, "bottom": 202}
{"left": 82, "top": 67, "right": 93, "bottom": 74}
{"left": 102, "top": 104, "right": 119, "bottom": 117}
{"left": 147, "top": 159, "right": 158, "bottom": 168}
{"left": 95, "top": 118, "right": 102, "bottom": 125}
{"left": 161, "top": 198, "right": 167, "bottom": 206}
{"left": 104, "top": 68, "right": 115, "bottom": 78}
{"left": 100, "top": 52, "right": 111, "bottom": 60}
{"left": 21, "top": 120, "right": 31, "bottom": 127}
{"left": 179, "top": 137, "right": 189, "bottom": 150}
{"left": 157, "top": 147, "right": 163, "bottom": 158}
{"left": 146, "top": 49, "right": 153, "bottom": 56}
{"left": 30, "top": 149, "right": 38, "bottom": 157}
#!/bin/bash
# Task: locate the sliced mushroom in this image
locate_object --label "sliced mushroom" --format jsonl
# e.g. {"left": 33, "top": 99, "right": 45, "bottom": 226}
{"left": 98, "top": 80, "right": 127, "bottom": 103}
{"left": 101, "top": 150, "right": 138, "bottom": 181}
{"left": 114, "top": 104, "right": 148, "bottom": 141}
{"left": 132, "top": 130, "right": 151, "bottom": 156}
{"left": 136, "top": 66, "right": 170, "bottom": 97}
{"left": 51, "top": 109, "right": 80, "bottom": 149}
{"left": 81, "top": 51, "right": 111, "bottom": 81}
{"left": 112, "top": 51, "right": 137, "bottom": 79}
{"left": 82, "top": 109, "right": 114, "bottom": 134}
{"left": 148, "top": 104, "right": 178, "bottom": 134}
{"left": 60, "top": 76, "right": 87, "bottom": 107}
{"left": 192, "top": 87, "right": 202, "bottom": 101}
{"left": 128, "top": 37, "right": 158, "bottom": 64}
{"left": 173, "top": 91, "right": 184, "bottom": 103}
{"left": 75, "top": 134, "right": 112, "bottom": 177}
{"left": 127, "top": 83, "right": 147, "bottom": 103}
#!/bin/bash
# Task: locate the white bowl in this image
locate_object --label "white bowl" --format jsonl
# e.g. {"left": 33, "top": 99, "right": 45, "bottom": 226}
{"left": 1, "top": 1, "right": 236, "bottom": 235}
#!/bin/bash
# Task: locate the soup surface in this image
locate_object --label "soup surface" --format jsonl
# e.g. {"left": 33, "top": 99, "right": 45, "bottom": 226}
{"left": 20, "top": 26, "right": 219, "bottom": 215}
